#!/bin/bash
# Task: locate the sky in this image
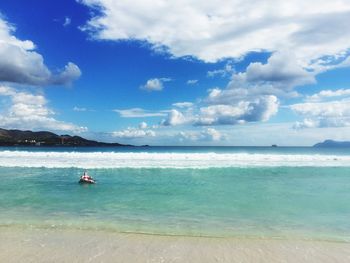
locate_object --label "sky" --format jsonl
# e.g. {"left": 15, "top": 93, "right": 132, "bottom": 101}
{"left": 0, "top": 0, "right": 350, "bottom": 146}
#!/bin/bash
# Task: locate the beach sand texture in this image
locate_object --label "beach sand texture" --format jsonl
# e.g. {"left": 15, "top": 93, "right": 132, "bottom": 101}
{"left": 1, "top": 228, "right": 350, "bottom": 263}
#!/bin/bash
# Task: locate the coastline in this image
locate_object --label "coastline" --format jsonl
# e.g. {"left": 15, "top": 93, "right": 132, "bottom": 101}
{"left": 1, "top": 147, "right": 350, "bottom": 262}
{"left": 1, "top": 227, "right": 350, "bottom": 263}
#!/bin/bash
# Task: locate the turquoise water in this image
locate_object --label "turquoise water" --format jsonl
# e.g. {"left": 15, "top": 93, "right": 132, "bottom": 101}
{"left": 1, "top": 147, "right": 350, "bottom": 241}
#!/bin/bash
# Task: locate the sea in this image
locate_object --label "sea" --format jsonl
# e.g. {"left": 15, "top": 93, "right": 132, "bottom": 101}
{"left": 1, "top": 146, "right": 350, "bottom": 241}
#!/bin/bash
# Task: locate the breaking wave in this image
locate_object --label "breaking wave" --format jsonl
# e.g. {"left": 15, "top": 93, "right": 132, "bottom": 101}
{"left": 0, "top": 150, "right": 350, "bottom": 168}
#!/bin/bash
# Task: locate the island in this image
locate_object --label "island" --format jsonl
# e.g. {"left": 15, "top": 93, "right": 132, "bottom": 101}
{"left": 0, "top": 128, "right": 131, "bottom": 147}
{"left": 313, "top": 139, "right": 350, "bottom": 148}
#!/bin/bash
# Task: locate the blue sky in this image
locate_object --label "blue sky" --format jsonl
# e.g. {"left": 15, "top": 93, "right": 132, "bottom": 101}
{"left": 0, "top": 0, "right": 350, "bottom": 146}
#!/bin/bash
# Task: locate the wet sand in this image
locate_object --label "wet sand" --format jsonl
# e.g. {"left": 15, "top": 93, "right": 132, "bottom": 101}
{"left": 1, "top": 227, "right": 350, "bottom": 263}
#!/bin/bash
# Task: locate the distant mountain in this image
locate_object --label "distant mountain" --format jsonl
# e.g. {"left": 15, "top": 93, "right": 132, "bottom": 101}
{"left": 313, "top": 140, "right": 350, "bottom": 148}
{"left": 0, "top": 128, "right": 131, "bottom": 147}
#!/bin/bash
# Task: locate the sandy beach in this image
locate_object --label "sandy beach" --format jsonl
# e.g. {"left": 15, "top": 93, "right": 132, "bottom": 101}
{"left": 1, "top": 227, "right": 349, "bottom": 263}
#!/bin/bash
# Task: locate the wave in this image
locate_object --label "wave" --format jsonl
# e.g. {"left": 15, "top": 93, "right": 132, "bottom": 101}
{"left": 0, "top": 150, "right": 350, "bottom": 168}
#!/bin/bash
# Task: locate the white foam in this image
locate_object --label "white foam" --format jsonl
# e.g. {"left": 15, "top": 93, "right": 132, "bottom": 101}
{"left": 0, "top": 150, "right": 349, "bottom": 168}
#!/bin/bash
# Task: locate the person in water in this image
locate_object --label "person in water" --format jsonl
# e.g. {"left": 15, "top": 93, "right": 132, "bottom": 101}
{"left": 81, "top": 171, "right": 92, "bottom": 180}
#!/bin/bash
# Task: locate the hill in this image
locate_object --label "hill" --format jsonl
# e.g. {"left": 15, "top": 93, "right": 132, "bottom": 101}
{"left": 0, "top": 128, "right": 130, "bottom": 147}
{"left": 313, "top": 140, "right": 350, "bottom": 148}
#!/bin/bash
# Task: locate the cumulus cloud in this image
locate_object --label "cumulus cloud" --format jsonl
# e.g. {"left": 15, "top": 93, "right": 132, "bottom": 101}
{"left": 160, "top": 53, "right": 309, "bottom": 128}
{"left": 0, "top": 86, "right": 87, "bottom": 132}
{"left": 160, "top": 54, "right": 284, "bottom": 127}
{"left": 306, "top": 89, "right": 350, "bottom": 102}
{"left": 112, "top": 127, "right": 155, "bottom": 139}
{"left": 0, "top": 17, "right": 81, "bottom": 86}
{"left": 230, "top": 51, "right": 315, "bottom": 92}
{"left": 50, "top": 62, "right": 81, "bottom": 85}
{"left": 204, "top": 128, "right": 223, "bottom": 141}
{"left": 114, "top": 108, "right": 168, "bottom": 118}
{"left": 140, "top": 78, "right": 171, "bottom": 91}
{"left": 196, "top": 95, "right": 278, "bottom": 125}
{"left": 162, "top": 95, "right": 278, "bottom": 127}
{"left": 179, "top": 128, "right": 224, "bottom": 142}
{"left": 80, "top": 0, "right": 350, "bottom": 68}
{"left": 161, "top": 109, "right": 191, "bottom": 126}
{"left": 291, "top": 100, "right": 350, "bottom": 118}
{"left": 162, "top": 56, "right": 284, "bottom": 127}
{"left": 207, "top": 61, "right": 234, "bottom": 78}
{"left": 291, "top": 98, "right": 350, "bottom": 128}
{"left": 190, "top": 52, "right": 310, "bottom": 121}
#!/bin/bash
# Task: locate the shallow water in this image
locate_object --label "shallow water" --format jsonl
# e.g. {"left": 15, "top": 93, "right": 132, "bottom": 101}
{"left": 1, "top": 147, "right": 350, "bottom": 241}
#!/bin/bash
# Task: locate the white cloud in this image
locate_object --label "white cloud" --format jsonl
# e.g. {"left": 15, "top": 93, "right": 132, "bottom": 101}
{"left": 160, "top": 52, "right": 309, "bottom": 127}
{"left": 291, "top": 98, "right": 350, "bottom": 128}
{"left": 80, "top": 0, "right": 350, "bottom": 67}
{"left": 161, "top": 109, "right": 191, "bottom": 126}
{"left": 160, "top": 54, "right": 284, "bottom": 127}
{"left": 172, "top": 102, "right": 193, "bottom": 108}
{"left": 205, "top": 128, "right": 223, "bottom": 141}
{"left": 0, "top": 86, "right": 87, "bottom": 132}
{"left": 162, "top": 95, "right": 279, "bottom": 127}
{"left": 207, "top": 61, "right": 234, "bottom": 77}
{"left": 114, "top": 108, "right": 168, "bottom": 118}
{"left": 230, "top": 51, "right": 315, "bottom": 92}
{"left": 0, "top": 17, "right": 81, "bottom": 86}
{"left": 161, "top": 53, "right": 312, "bottom": 128}
{"left": 100, "top": 121, "right": 350, "bottom": 146}
{"left": 306, "top": 89, "right": 350, "bottom": 102}
{"left": 161, "top": 60, "right": 283, "bottom": 127}
{"left": 179, "top": 128, "right": 224, "bottom": 142}
{"left": 197, "top": 95, "right": 279, "bottom": 125}
{"left": 50, "top": 62, "right": 81, "bottom": 85}
{"left": 197, "top": 104, "right": 246, "bottom": 125}
{"left": 293, "top": 119, "right": 319, "bottom": 129}
{"left": 112, "top": 127, "right": 155, "bottom": 139}
{"left": 73, "top": 106, "right": 88, "bottom": 112}
{"left": 140, "top": 77, "right": 171, "bottom": 91}
{"left": 187, "top": 79, "right": 198, "bottom": 85}
{"left": 291, "top": 100, "right": 350, "bottom": 118}
{"left": 117, "top": 122, "right": 350, "bottom": 146}
{"left": 197, "top": 52, "right": 310, "bottom": 122}
{"left": 294, "top": 118, "right": 350, "bottom": 129}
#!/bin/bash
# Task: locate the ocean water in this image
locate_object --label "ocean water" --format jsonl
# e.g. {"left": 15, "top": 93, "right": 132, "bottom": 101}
{"left": 1, "top": 146, "right": 350, "bottom": 241}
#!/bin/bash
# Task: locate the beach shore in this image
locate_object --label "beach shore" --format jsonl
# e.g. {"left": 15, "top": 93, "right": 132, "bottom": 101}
{"left": 1, "top": 227, "right": 349, "bottom": 263}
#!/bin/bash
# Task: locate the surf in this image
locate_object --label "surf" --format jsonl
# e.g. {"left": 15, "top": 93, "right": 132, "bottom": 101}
{"left": 0, "top": 150, "right": 350, "bottom": 168}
